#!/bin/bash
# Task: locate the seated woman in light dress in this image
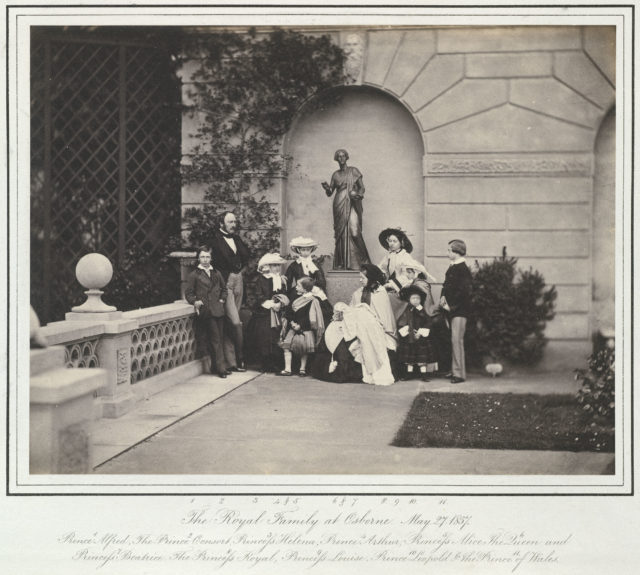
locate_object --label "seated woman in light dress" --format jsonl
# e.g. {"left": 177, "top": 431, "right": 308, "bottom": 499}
{"left": 350, "top": 262, "right": 397, "bottom": 348}
{"left": 310, "top": 265, "right": 396, "bottom": 385}
{"left": 349, "top": 264, "right": 397, "bottom": 384}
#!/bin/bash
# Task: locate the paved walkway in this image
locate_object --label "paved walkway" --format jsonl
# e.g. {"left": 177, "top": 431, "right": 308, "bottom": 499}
{"left": 92, "top": 370, "right": 257, "bottom": 466}
{"left": 94, "top": 371, "right": 614, "bottom": 476}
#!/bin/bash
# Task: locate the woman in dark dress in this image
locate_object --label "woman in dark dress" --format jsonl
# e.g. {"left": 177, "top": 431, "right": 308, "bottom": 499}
{"left": 246, "top": 253, "right": 289, "bottom": 372}
{"left": 309, "top": 302, "right": 363, "bottom": 383}
{"left": 285, "top": 236, "right": 333, "bottom": 326}
{"left": 285, "top": 236, "right": 326, "bottom": 296}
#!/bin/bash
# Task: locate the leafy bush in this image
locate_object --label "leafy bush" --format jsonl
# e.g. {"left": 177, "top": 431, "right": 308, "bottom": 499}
{"left": 469, "top": 248, "right": 557, "bottom": 365}
{"left": 575, "top": 343, "right": 615, "bottom": 422}
{"left": 180, "top": 28, "right": 344, "bottom": 308}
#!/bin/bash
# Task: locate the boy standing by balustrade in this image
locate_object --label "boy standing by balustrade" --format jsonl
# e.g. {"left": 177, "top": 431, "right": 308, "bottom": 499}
{"left": 185, "top": 246, "right": 228, "bottom": 378}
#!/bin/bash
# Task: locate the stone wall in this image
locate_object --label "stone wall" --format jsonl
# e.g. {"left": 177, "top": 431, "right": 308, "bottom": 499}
{"left": 180, "top": 26, "right": 616, "bottom": 369}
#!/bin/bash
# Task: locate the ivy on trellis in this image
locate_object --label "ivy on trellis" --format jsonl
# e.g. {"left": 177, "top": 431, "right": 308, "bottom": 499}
{"left": 180, "top": 28, "right": 344, "bottom": 307}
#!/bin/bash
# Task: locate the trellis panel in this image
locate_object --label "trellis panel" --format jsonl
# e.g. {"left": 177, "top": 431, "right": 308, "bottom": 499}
{"left": 30, "top": 32, "right": 181, "bottom": 323}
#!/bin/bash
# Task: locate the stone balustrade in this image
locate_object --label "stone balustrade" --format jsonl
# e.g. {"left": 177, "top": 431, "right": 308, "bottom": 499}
{"left": 36, "top": 252, "right": 202, "bottom": 418}
{"left": 30, "top": 252, "right": 205, "bottom": 474}
{"left": 40, "top": 301, "right": 200, "bottom": 417}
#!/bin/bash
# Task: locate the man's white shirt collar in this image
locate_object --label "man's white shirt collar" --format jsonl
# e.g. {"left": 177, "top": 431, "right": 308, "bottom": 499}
{"left": 223, "top": 235, "right": 237, "bottom": 254}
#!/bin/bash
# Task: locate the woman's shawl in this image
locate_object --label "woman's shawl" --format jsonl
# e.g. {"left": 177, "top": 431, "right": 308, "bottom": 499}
{"left": 296, "top": 255, "right": 319, "bottom": 275}
{"left": 342, "top": 304, "right": 389, "bottom": 374}
{"left": 270, "top": 292, "right": 290, "bottom": 329}
{"left": 377, "top": 248, "right": 413, "bottom": 289}
{"left": 291, "top": 294, "right": 325, "bottom": 344}
{"left": 412, "top": 278, "right": 438, "bottom": 316}
{"left": 350, "top": 287, "right": 397, "bottom": 350}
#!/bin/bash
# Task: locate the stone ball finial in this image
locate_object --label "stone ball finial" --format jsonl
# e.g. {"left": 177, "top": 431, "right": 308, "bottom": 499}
{"left": 71, "top": 253, "right": 117, "bottom": 314}
{"left": 75, "top": 253, "right": 113, "bottom": 290}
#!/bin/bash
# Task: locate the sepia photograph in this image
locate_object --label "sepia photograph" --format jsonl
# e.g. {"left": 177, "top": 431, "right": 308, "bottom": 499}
{"left": 2, "top": 1, "right": 638, "bottom": 573}
{"left": 24, "top": 14, "right": 621, "bottom": 482}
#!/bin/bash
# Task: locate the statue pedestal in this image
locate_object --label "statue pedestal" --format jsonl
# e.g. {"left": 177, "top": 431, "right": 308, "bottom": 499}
{"left": 325, "top": 270, "right": 361, "bottom": 305}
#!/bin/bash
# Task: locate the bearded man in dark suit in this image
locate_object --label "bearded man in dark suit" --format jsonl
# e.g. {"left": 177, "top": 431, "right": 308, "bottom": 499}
{"left": 208, "top": 211, "right": 251, "bottom": 372}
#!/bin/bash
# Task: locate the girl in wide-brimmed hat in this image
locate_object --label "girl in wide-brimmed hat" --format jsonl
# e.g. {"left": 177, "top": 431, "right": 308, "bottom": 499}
{"left": 247, "top": 252, "right": 290, "bottom": 373}
{"left": 397, "top": 284, "right": 438, "bottom": 382}
{"left": 395, "top": 256, "right": 438, "bottom": 314}
{"left": 377, "top": 228, "right": 417, "bottom": 319}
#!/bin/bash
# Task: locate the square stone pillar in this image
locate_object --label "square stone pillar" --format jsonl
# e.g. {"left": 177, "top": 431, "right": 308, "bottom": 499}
{"left": 95, "top": 319, "right": 139, "bottom": 418}
{"left": 168, "top": 251, "right": 197, "bottom": 300}
{"left": 30, "top": 366, "right": 107, "bottom": 473}
{"left": 325, "top": 271, "right": 361, "bottom": 306}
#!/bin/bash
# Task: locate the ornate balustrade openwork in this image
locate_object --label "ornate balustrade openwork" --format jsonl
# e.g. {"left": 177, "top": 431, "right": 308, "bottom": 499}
{"left": 129, "top": 315, "right": 197, "bottom": 384}
{"left": 39, "top": 301, "right": 201, "bottom": 418}
{"left": 64, "top": 337, "right": 101, "bottom": 368}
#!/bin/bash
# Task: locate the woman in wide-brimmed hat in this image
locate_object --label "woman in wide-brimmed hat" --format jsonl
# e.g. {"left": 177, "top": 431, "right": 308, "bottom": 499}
{"left": 284, "top": 236, "right": 327, "bottom": 301}
{"left": 247, "top": 252, "right": 290, "bottom": 372}
{"left": 377, "top": 228, "right": 417, "bottom": 319}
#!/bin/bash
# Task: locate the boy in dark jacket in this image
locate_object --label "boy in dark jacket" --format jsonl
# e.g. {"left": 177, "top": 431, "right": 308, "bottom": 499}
{"left": 440, "top": 239, "right": 472, "bottom": 384}
{"left": 185, "top": 246, "right": 228, "bottom": 378}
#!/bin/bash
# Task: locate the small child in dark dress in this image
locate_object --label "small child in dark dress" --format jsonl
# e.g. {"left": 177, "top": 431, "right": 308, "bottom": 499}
{"left": 397, "top": 284, "right": 437, "bottom": 382}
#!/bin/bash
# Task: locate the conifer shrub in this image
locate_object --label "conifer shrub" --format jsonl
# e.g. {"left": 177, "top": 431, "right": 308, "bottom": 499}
{"left": 468, "top": 247, "right": 557, "bottom": 366}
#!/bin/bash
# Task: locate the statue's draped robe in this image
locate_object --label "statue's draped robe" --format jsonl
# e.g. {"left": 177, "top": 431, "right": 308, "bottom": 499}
{"left": 330, "top": 166, "right": 371, "bottom": 269}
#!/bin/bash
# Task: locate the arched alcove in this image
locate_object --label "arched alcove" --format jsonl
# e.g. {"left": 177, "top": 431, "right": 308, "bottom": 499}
{"left": 592, "top": 107, "right": 615, "bottom": 335}
{"left": 283, "top": 86, "right": 425, "bottom": 269}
